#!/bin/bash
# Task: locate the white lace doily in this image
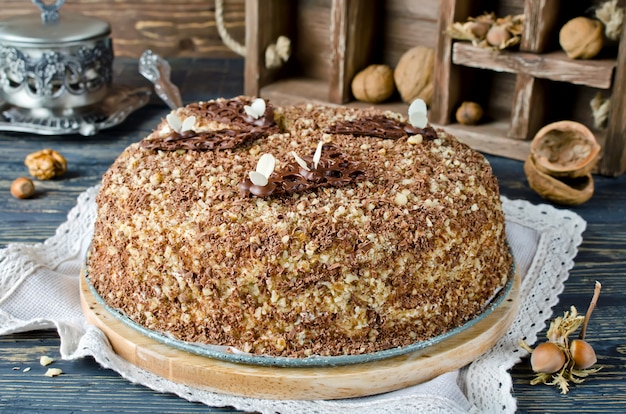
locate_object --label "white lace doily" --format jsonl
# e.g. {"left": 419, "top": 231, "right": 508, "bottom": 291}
{"left": 0, "top": 186, "right": 585, "bottom": 413}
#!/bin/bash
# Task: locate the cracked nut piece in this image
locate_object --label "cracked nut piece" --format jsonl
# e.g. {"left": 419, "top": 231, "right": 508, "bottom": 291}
{"left": 44, "top": 368, "right": 63, "bottom": 377}
{"left": 531, "top": 121, "right": 601, "bottom": 178}
{"left": 40, "top": 355, "right": 54, "bottom": 366}
{"left": 11, "top": 177, "right": 35, "bottom": 199}
{"left": 25, "top": 149, "right": 67, "bottom": 180}
{"left": 524, "top": 155, "right": 594, "bottom": 206}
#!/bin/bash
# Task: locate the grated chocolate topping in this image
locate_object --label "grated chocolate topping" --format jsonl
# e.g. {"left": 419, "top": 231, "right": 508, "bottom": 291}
{"left": 140, "top": 97, "right": 280, "bottom": 151}
{"left": 324, "top": 114, "right": 438, "bottom": 140}
{"left": 88, "top": 99, "right": 513, "bottom": 358}
{"left": 239, "top": 143, "right": 370, "bottom": 197}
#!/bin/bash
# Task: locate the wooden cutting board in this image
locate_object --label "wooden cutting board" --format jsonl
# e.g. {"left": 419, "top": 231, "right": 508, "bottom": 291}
{"left": 80, "top": 271, "right": 520, "bottom": 400}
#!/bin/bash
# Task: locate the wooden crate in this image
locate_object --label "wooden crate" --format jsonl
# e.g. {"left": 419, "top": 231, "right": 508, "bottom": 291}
{"left": 244, "top": 0, "right": 437, "bottom": 112}
{"left": 245, "top": 0, "right": 626, "bottom": 176}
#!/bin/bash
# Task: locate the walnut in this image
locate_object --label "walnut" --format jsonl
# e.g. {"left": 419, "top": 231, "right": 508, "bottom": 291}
{"left": 393, "top": 46, "right": 434, "bottom": 105}
{"left": 351, "top": 64, "right": 395, "bottom": 104}
{"left": 559, "top": 17, "right": 605, "bottom": 59}
{"left": 24, "top": 149, "right": 67, "bottom": 180}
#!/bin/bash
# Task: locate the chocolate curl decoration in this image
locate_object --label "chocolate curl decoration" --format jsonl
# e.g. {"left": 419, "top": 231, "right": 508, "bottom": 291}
{"left": 140, "top": 97, "right": 279, "bottom": 151}
{"left": 324, "top": 114, "right": 438, "bottom": 140}
{"left": 240, "top": 144, "right": 370, "bottom": 197}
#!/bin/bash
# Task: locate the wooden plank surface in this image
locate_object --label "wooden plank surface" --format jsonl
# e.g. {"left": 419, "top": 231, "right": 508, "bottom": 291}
{"left": 0, "top": 0, "right": 245, "bottom": 59}
{"left": 599, "top": 19, "right": 626, "bottom": 176}
{"left": 452, "top": 43, "right": 617, "bottom": 89}
{"left": 1, "top": 57, "right": 626, "bottom": 413}
{"left": 328, "top": 0, "right": 378, "bottom": 104}
{"left": 521, "top": 0, "right": 562, "bottom": 53}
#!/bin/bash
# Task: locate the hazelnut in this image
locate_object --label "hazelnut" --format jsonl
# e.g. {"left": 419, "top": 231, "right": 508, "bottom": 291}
{"left": 464, "top": 20, "right": 491, "bottom": 39}
{"left": 11, "top": 177, "right": 35, "bottom": 199}
{"left": 455, "top": 101, "right": 483, "bottom": 125}
{"left": 25, "top": 149, "right": 67, "bottom": 180}
{"left": 486, "top": 24, "right": 513, "bottom": 47}
{"left": 530, "top": 341, "right": 566, "bottom": 374}
{"left": 570, "top": 339, "right": 597, "bottom": 369}
{"left": 351, "top": 64, "right": 395, "bottom": 104}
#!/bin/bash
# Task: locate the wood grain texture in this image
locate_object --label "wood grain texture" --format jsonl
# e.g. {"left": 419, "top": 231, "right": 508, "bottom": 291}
{"left": 240, "top": 0, "right": 626, "bottom": 175}
{"left": 1, "top": 58, "right": 626, "bottom": 413}
{"left": 599, "top": 19, "right": 626, "bottom": 176}
{"left": 509, "top": 73, "right": 547, "bottom": 140}
{"left": 1, "top": 0, "right": 245, "bottom": 59}
{"left": 430, "top": 0, "right": 456, "bottom": 125}
{"left": 521, "top": 0, "right": 561, "bottom": 53}
{"left": 243, "top": 0, "right": 293, "bottom": 97}
{"left": 452, "top": 43, "right": 616, "bottom": 90}
{"left": 328, "top": 0, "right": 378, "bottom": 104}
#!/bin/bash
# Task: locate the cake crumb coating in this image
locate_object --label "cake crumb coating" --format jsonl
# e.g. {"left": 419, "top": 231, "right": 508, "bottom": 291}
{"left": 88, "top": 97, "right": 513, "bottom": 357}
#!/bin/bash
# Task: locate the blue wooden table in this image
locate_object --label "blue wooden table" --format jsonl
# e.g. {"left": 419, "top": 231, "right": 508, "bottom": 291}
{"left": 1, "top": 58, "right": 625, "bottom": 413}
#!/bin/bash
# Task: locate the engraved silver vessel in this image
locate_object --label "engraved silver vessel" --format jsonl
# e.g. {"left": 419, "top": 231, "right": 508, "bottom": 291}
{"left": 0, "top": 0, "right": 113, "bottom": 110}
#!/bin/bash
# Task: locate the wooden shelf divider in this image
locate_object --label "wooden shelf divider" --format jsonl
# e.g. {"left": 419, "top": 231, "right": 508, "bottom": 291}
{"left": 432, "top": 0, "right": 626, "bottom": 175}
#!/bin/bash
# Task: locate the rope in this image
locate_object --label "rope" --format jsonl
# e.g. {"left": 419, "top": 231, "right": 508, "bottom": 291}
{"left": 215, "top": 0, "right": 246, "bottom": 56}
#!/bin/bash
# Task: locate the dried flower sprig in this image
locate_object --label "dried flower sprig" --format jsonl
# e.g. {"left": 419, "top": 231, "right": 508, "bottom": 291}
{"left": 520, "top": 281, "right": 602, "bottom": 394}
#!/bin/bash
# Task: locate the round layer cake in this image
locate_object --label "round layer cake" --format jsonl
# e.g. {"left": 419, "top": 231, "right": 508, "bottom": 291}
{"left": 87, "top": 96, "right": 513, "bottom": 358}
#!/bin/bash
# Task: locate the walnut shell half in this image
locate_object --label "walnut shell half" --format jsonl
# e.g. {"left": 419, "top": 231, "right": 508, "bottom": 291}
{"left": 524, "top": 155, "right": 594, "bottom": 206}
{"left": 530, "top": 121, "right": 600, "bottom": 178}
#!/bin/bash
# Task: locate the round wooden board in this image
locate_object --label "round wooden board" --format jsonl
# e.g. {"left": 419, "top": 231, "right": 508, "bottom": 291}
{"left": 80, "top": 271, "right": 520, "bottom": 400}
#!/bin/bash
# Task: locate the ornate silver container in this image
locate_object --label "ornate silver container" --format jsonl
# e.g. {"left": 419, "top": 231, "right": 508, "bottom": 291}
{"left": 0, "top": 0, "right": 113, "bottom": 110}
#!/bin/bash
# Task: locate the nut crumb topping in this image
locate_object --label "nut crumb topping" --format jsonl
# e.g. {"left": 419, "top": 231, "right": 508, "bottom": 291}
{"left": 88, "top": 98, "right": 512, "bottom": 358}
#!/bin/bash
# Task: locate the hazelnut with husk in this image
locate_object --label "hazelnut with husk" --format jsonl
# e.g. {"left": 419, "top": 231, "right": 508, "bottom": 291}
{"left": 446, "top": 12, "right": 496, "bottom": 44}
{"left": 521, "top": 281, "right": 602, "bottom": 394}
{"left": 25, "top": 149, "right": 67, "bottom": 180}
{"left": 447, "top": 12, "right": 523, "bottom": 50}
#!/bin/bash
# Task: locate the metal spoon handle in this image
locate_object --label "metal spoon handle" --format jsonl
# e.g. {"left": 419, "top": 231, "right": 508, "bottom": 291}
{"left": 139, "top": 50, "right": 183, "bottom": 110}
